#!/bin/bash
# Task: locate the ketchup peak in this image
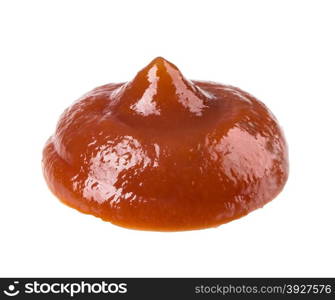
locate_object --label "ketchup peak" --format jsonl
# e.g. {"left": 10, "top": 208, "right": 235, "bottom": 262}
{"left": 43, "top": 57, "right": 288, "bottom": 231}
{"left": 112, "top": 57, "right": 211, "bottom": 128}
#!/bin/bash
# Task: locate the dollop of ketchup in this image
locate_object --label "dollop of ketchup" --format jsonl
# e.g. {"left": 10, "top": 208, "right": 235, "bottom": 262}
{"left": 42, "top": 57, "right": 288, "bottom": 231}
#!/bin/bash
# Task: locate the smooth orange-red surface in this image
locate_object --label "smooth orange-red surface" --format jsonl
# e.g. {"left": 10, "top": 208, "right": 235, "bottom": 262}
{"left": 42, "top": 57, "right": 288, "bottom": 231}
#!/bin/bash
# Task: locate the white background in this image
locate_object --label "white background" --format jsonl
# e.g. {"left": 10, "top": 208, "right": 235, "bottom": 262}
{"left": 0, "top": 0, "right": 334, "bottom": 277}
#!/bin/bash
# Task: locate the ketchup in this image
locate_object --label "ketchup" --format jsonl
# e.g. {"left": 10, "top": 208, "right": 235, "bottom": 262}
{"left": 42, "top": 57, "right": 288, "bottom": 231}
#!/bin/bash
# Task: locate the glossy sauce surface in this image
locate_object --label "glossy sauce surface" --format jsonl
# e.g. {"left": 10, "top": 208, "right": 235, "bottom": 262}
{"left": 42, "top": 57, "right": 288, "bottom": 231}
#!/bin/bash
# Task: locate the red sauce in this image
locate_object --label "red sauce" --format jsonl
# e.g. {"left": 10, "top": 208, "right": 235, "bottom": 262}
{"left": 42, "top": 57, "right": 288, "bottom": 231}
